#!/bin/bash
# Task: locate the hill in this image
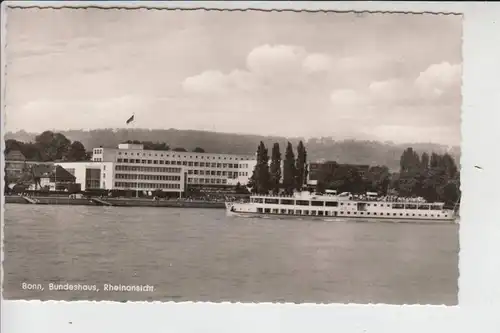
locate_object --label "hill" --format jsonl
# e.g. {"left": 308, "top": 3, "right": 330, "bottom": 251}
{"left": 4, "top": 129, "right": 460, "bottom": 171}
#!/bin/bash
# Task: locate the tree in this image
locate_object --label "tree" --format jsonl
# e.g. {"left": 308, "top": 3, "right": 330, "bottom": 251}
{"left": 248, "top": 142, "right": 271, "bottom": 194}
{"left": 421, "top": 152, "right": 430, "bottom": 171}
{"left": 365, "top": 166, "right": 390, "bottom": 195}
{"left": 282, "top": 142, "right": 297, "bottom": 195}
{"left": 172, "top": 147, "right": 187, "bottom": 152}
{"left": 269, "top": 143, "right": 282, "bottom": 194}
{"left": 295, "top": 141, "right": 307, "bottom": 191}
{"left": 193, "top": 147, "right": 205, "bottom": 153}
{"left": 65, "top": 141, "right": 88, "bottom": 161}
{"left": 35, "top": 131, "right": 71, "bottom": 161}
{"left": 399, "top": 147, "right": 421, "bottom": 173}
{"left": 441, "top": 153, "right": 458, "bottom": 179}
{"left": 330, "top": 165, "right": 365, "bottom": 194}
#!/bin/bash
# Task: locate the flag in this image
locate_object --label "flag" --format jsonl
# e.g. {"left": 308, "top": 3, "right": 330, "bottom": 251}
{"left": 126, "top": 115, "right": 134, "bottom": 125}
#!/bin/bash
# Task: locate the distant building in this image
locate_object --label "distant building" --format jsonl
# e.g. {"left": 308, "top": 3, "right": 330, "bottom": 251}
{"left": 29, "top": 164, "right": 78, "bottom": 192}
{"left": 5, "top": 150, "right": 27, "bottom": 179}
{"left": 56, "top": 143, "right": 255, "bottom": 194}
{"left": 227, "top": 159, "right": 258, "bottom": 186}
{"left": 55, "top": 161, "right": 114, "bottom": 191}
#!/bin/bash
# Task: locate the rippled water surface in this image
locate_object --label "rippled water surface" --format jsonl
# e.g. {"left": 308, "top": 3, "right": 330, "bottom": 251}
{"left": 3, "top": 204, "right": 459, "bottom": 304}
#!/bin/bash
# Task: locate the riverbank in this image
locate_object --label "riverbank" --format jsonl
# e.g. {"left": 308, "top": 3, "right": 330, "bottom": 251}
{"left": 4, "top": 195, "right": 226, "bottom": 209}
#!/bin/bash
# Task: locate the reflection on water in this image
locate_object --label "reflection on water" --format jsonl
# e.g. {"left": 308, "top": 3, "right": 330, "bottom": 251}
{"left": 3, "top": 204, "right": 459, "bottom": 304}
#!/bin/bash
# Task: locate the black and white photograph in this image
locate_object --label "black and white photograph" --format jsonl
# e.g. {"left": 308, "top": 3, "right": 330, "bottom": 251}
{"left": 3, "top": 7, "right": 461, "bottom": 305}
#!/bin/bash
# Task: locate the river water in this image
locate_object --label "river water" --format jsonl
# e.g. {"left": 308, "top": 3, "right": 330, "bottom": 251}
{"left": 2, "top": 204, "right": 459, "bottom": 304}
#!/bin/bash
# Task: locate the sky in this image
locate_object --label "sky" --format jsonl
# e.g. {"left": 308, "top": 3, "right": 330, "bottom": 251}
{"left": 4, "top": 8, "right": 462, "bottom": 145}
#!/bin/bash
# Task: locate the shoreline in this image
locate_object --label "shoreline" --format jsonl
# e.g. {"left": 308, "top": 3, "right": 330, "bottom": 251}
{"left": 4, "top": 195, "right": 226, "bottom": 209}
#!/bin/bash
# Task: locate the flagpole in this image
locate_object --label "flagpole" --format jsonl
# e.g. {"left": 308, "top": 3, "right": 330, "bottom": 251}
{"left": 132, "top": 113, "right": 138, "bottom": 199}
{"left": 126, "top": 113, "right": 138, "bottom": 199}
{"left": 133, "top": 113, "right": 138, "bottom": 199}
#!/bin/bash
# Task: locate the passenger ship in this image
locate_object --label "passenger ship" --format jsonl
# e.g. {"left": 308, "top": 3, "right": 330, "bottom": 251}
{"left": 225, "top": 190, "right": 458, "bottom": 223}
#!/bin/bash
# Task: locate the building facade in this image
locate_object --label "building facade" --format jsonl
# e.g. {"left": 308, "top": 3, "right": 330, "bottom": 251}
{"left": 55, "top": 161, "right": 114, "bottom": 191}
{"left": 59, "top": 143, "right": 256, "bottom": 193}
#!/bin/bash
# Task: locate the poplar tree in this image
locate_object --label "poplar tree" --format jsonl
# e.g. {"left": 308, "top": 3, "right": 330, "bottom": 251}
{"left": 295, "top": 141, "right": 307, "bottom": 191}
{"left": 250, "top": 141, "right": 271, "bottom": 194}
{"left": 269, "top": 143, "right": 282, "bottom": 194}
{"left": 282, "top": 142, "right": 297, "bottom": 195}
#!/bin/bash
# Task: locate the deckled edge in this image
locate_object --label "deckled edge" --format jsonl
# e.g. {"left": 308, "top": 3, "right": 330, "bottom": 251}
{"left": 0, "top": 0, "right": 464, "bottom": 308}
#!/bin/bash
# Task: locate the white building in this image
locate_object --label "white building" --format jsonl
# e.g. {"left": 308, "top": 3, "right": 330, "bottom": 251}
{"left": 227, "top": 159, "right": 258, "bottom": 186}
{"left": 55, "top": 161, "right": 114, "bottom": 191}
{"left": 56, "top": 143, "right": 256, "bottom": 193}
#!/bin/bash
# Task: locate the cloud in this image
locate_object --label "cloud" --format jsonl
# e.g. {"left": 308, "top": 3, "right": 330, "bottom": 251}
{"left": 179, "top": 44, "right": 461, "bottom": 145}
{"left": 182, "top": 70, "right": 230, "bottom": 94}
{"left": 246, "top": 44, "right": 307, "bottom": 77}
{"left": 182, "top": 44, "right": 333, "bottom": 95}
{"left": 330, "top": 89, "right": 362, "bottom": 106}
{"left": 415, "top": 62, "right": 462, "bottom": 100}
{"left": 303, "top": 53, "right": 334, "bottom": 73}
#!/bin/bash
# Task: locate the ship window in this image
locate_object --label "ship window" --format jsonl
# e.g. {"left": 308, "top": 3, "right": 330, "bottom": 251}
{"left": 303, "top": 210, "right": 309, "bottom": 215}
{"left": 367, "top": 212, "right": 370, "bottom": 215}
{"left": 418, "top": 205, "right": 430, "bottom": 210}
{"left": 296, "top": 200, "right": 309, "bottom": 206}
{"left": 360, "top": 212, "right": 364, "bottom": 215}
{"left": 412, "top": 214, "right": 415, "bottom": 216}
{"left": 257, "top": 208, "right": 263, "bottom": 213}
{"left": 424, "top": 214, "right": 428, "bottom": 217}
{"left": 295, "top": 210, "right": 302, "bottom": 215}
{"left": 280, "top": 209, "right": 286, "bottom": 214}
{"left": 431, "top": 215, "right": 434, "bottom": 217}
{"left": 318, "top": 211, "right": 324, "bottom": 216}
{"left": 340, "top": 203, "right": 344, "bottom": 205}
{"left": 373, "top": 212, "right": 377, "bottom": 215}
{"left": 272, "top": 209, "right": 279, "bottom": 214}
{"left": 264, "top": 208, "right": 271, "bottom": 213}
{"left": 288, "top": 210, "right": 294, "bottom": 214}
{"left": 400, "top": 213, "right": 403, "bottom": 216}
{"left": 281, "top": 199, "right": 294, "bottom": 205}
{"left": 431, "top": 205, "right": 441, "bottom": 210}
{"left": 353, "top": 211, "right": 357, "bottom": 215}
{"left": 347, "top": 211, "right": 351, "bottom": 214}
{"left": 325, "top": 201, "right": 338, "bottom": 207}
{"left": 393, "top": 213, "right": 397, "bottom": 216}
{"left": 311, "top": 201, "right": 324, "bottom": 207}
{"left": 406, "top": 213, "right": 409, "bottom": 216}
{"left": 254, "top": 198, "right": 263, "bottom": 203}
{"left": 265, "top": 198, "right": 279, "bottom": 204}
{"left": 373, "top": 204, "right": 377, "bottom": 207}
{"left": 393, "top": 204, "right": 404, "bottom": 209}
{"left": 366, "top": 203, "right": 370, "bottom": 206}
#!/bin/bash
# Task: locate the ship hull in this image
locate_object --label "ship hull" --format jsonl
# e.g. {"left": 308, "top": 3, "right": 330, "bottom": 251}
{"left": 225, "top": 202, "right": 458, "bottom": 224}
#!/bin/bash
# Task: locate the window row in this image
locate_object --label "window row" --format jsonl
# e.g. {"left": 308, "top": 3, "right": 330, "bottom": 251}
{"left": 187, "top": 169, "right": 238, "bottom": 178}
{"left": 187, "top": 178, "right": 228, "bottom": 184}
{"left": 115, "top": 173, "right": 181, "bottom": 181}
{"left": 252, "top": 198, "right": 338, "bottom": 207}
{"left": 115, "top": 165, "right": 182, "bottom": 173}
{"left": 117, "top": 151, "right": 248, "bottom": 161}
{"left": 116, "top": 158, "right": 242, "bottom": 168}
{"left": 255, "top": 208, "right": 449, "bottom": 219}
{"left": 340, "top": 211, "right": 447, "bottom": 218}
{"left": 114, "top": 181, "right": 181, "bottom": 189}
